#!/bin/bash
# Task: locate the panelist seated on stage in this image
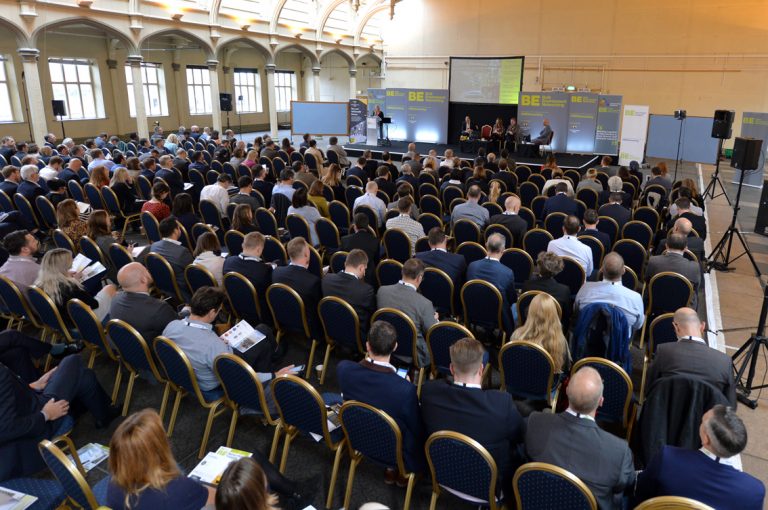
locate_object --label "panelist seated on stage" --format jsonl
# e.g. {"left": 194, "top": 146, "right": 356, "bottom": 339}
{"left": 459, "top": 115, "right": 478, "bottom": 138}
{"left": 531, "top": 118, "right": 553, "bottom": 144}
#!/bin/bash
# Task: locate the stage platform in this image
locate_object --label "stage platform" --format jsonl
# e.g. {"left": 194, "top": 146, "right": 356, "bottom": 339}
{"left": 343, "top": 140, "right": 601, "bottom": 170}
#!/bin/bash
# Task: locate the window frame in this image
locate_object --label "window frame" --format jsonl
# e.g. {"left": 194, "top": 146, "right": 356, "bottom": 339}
{"left": 0, "top": 57, "right": 14, "bottom": 123}
{"left": 274, "top": 70, "right": 297, "bottom": 113}
{"left": 232, "top": 67, "right": 263, "bottom": 114}
{"left": 186, "top": 65, "right": 212, "bottom": 116}
{"left": 125, "top": 62, "right": 169, "bottom": 118}
{"left": 48, "top": 57, "right": 104, "bottom": 120}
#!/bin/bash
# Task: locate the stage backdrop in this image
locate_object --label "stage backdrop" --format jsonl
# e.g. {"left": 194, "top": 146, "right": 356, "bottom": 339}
{"left": 566, "top": 93, "right": 599, "bottom": 153}
{"left": 377, "top": 88, "right": 449, "bottom": 144}
{"left": 737, "top": 112, "right": 768, "bottom": 188}
{"left": 518, "top": 92, "right": 570, "bottom": 152}
{"left": 595, "top": 95, "right": 623, "bottom": 155}
{"left": 348, "top": 99, "right": 368, "bottom": 144}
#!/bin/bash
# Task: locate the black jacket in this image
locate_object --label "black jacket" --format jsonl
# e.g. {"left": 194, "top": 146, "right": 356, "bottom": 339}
{"left": 521, "top": 276, "right": 573, "bottom": 330}
{"left": 340, "top": 230, "right": 380, "bottom": 285}
{"left": 222, "top": 255, "right": 273, "bottom": 323}
{"left": 489, "top": 212, "right": 528, "bottom": 248}
{"left": 321, "top": 271, "right": 375, "bottom": 334}
{"left": 272, "top": 264, "right": 321, "bottom": 334}
{"left": 109, "top": 291, "right": 177, "bottom": 342}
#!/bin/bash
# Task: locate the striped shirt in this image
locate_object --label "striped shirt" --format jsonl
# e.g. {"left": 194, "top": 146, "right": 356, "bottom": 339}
{"left": 386, "top": 214, "right": 426, "bottom": 254}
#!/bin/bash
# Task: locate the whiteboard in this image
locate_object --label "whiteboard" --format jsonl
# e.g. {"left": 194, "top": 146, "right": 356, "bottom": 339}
{"left": 646, "top": 115, "right": 719, "bottom": 164}
{"left": 291, "top": 101, "right": 349, "bottom": 136}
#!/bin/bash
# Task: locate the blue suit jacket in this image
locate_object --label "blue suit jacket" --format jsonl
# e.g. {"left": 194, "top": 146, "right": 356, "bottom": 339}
{"left": 466, "top": 258, "right": 516, "bottom": 331}
{"left": 336, "top": 359, "right": 425, "bottom": 472}
{"left": 155, "top": 168, "right": 184, "bottom": 196}
{"left": 415, "top": 249, "right": 467, "bottom": 284}
{"left": 542, "top": 193, "right": 578, "bottom": 218}
{"left": 17, "top": 180, "right": 47, "bottom": 202}
{"left": 635, "top": 446, "right": 764, "bottom": 510}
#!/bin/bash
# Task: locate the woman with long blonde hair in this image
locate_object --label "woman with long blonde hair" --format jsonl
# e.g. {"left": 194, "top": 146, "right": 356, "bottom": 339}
{"left": 106, "top": 409, "right": 214, "bottom": 510}
{"left": 488, "top": 180, "right": 502, "bottom": 205}
{"left": 89, "top": 165, "right": 110, "bottom": 189}
{"left": 510, "top": 293, "right": 570, "bottom": 372}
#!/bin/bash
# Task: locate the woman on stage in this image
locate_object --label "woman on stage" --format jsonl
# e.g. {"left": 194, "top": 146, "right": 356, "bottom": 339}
{"left": 373, "top": 104, "right": 385, "bottom": 141}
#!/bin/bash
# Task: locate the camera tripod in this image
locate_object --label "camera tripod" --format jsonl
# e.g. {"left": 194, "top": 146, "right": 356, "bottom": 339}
{"left": 702, "top": 138, "right": 731, "bottom": 205}
{"left": 732, "top": 280, "right": 768, "bottom": 408}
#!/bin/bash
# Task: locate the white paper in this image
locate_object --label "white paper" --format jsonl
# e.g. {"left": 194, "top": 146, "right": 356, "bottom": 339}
{"left": 81, "top": 261, "right": 107, "bottom": 281}
{"left": 70, "top": 253, "right": 92, "bottom": 273}
{"left": 188, "top": 448, "right": 252, "bottom": 486}
{"left": 131, "top": 246, "right": 145, "bottom": 257}
{"left": 0, "top": 485, "right": 37, "bottom": 510}
{"left": 76, "top": 201, "right": 91, "bottom": 214}
{"left": 184, "top": 182, "right": 194, "bottom": 190}
{"left": 66, "top": 443, "right": 109, "bottom": 473}
{"left": 220, "top": 320, "right": 266, "bottom": 353}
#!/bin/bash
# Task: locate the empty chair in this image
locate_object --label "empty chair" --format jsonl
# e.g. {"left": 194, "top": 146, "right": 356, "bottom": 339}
{"left": 545, "top": 212, "right": 568, "bottom": 239}
{"left": 523, "top": 229, "right": 554, "bottom": 262}
{"left": 38, "top": 438, "right": 109, "bottom": 510}
{"left": 318, "top": 296, "right": 365, "bottom": 385}
{"left": 376, "top": 259, "right": 403, "bottom": 287}
{"left": 419, "top": 194, "right": 443, "bottom": 218}
{"left": 426, "top": 321, "right": 474, "bottom": 378}
{"left": 35, "top": 195, "right": 58, "bottom": 230}
{"left": 224, "top": 229, "right": 245, "bottom": 256}
{"left": 146, "top": 252, "right": 185, "bottom": 303}
{"left": 455, "top": 241, "right": 487, "bottom": 266}
{"left": 256, "top": 207, "right": 279, "bottom": 237}
{"left": 420, "top": 267, "right": 455, "bottom": 318}
{"left": 316, "top": 217, "right": 341, "bottom": 251}
{"left": 513, "top": 462, "right": 597, "bottom": 510}
{"left": 500, "top": 248, "right": 534, "bottom": 286}
{"left": 141, "top": 211, "right": 161, "bottom": 243}
{"left": 596, "top": 216, "right": 619, "bottom": 247}
{"left": 622, "top": 220, "right": 654, "bottom": 249}
{"left": 185, "top": 264, "right": 218, "bottom": 295}
{"left": 266, "top": 283, "right": 319, "bottom": 380}
{"left": 554, "top": 256, "right": 586, "bottom": 296}
{"left": 382, "top": 228, "right": 412, "bottom": 262}
{"left": 499, "top": 341, "right": 557, "bottom": 404}
{"left": 262, "top": 235, "right": 287, "bottom": 264}
{"left": 461, "top": 279, "right": 508, "bottom": 345}
{"left": 613, "top": 239, "right": 647, "bottom": 279}
{"left": 328, "top": 201, "right": 351, "bottom": 234}
{"left": 52, "top": 229, "right": 76, "bottom": 253}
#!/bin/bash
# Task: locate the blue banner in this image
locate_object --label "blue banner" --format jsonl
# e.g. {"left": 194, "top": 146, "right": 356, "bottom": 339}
{"left": 566, "top": 93, "right": 599, "bottom": 153}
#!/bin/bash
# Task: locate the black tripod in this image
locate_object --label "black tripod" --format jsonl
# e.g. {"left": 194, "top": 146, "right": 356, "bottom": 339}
{"left": 707, "top": 163, "right": 762, "bottom": 277}
{"left": 702, "top": 138, "right": 730, "bottom": 205}
{"left": 732, "top": 280, "right": 768, "bottom": 408}
{"left": 673, "top": 112, "right": 685, "bottom": 183}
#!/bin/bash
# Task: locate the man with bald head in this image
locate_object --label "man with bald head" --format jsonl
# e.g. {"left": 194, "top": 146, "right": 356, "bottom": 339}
{"left": 575, "top": 252, "right": 644, "bottom": 333}
{"left": 109, "top": 262, "right": 178, "bottom": 342}
{"left": 646, "top": 231, "right": 701, "bottom": 308}
{"left": 525, "top": 366, "right": 636, "bottom": 509}
{"left": 489, "top": 194, "right": 528, "bottom": 248}
{"left": 353, "top": 180, "right": 387, "bottom": 227}
{"left": 655, "top": 217, "right": 705, "bottom": 262}
{"left": 647, "top": 307, "right": 736, "bottom": 406}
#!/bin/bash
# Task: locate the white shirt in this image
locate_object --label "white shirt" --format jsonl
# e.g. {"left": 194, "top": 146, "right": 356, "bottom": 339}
{"left": 39, "top": 166, "right": 59, "bottom": 181}
{"left": 200, "top": 183, "right": 230, "bottom": 215}
{"left": 565, "top": 407, "right": 596, "bottom": 422}
{"left": 353, "top": 193, "right": 387, "bottom": 227}
{"left": 367, "top": 357, "right": 396, "bottom": 372}
{"left": 575, "top": 280, "right": 645, "bottom": 332}
{"left": 547, "top": 235, "right": 594, "bottom": 276}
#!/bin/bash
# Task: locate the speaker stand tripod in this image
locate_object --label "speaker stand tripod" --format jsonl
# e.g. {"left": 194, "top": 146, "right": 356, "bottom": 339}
{"left": 732, "top": 280, "right": 768, "bottom": 408}
{"left": 702, "top": 138, "right": 731, "bottom": 205}
{"left": 57, "top": 114, "right": 66, "bottom": 139}
{"left": 707, "top": 163, "right": 762, "bottom": 277}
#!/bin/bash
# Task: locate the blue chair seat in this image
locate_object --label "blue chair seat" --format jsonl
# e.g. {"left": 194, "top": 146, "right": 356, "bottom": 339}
{"left": 91, "top": 476, "right": 110, "bottom": 506}
{"left": 1, "top": 478, "right": 65, "bottom": 510}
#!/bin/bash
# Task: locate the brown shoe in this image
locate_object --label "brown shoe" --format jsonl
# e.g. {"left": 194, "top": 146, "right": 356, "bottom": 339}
{"left": 384, "top": 468, "right": 397, "bottom": 485}
{"left": 395, "top": 473, "right": 409, "bottom": 488}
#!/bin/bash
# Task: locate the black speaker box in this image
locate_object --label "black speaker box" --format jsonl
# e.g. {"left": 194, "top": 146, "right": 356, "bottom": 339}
{"left": 712, "top": 109, "right": 735, "bottom": 139}
{"left": 755, "top": 180, "right": 768, "bottom": 236}
{"left": 51, "top": 99, "right": 66, "bottom": 117}
{"left": 219, "top": 93, "right": 233, "bottom": 112}
{"left": 731, "top": 137, "right": 762, "bottom": 170}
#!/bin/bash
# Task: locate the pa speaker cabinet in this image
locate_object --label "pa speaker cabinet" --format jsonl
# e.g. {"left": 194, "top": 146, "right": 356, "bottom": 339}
{"left": 731, "top": 137, "right": 762, "bottom": 170}
{"left": 219, "top": 93, "right": 233, "bottom": 112}
{"left": 712, "top": 109, "right": 735, "bottom": 139}
{"left": 51, "top": 100, "right": 66, "bottom": 117}
{"left": 755, "top": 181, "right": 768, "bottom": 236}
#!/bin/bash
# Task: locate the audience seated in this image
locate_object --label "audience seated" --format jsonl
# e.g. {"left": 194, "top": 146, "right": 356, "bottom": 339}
{"left": 489, "top": 194, "right": 528, "bottom": 248}
{"left": 511, "top": 293, "right": 570, "bottom": 372}
{"left": 542, "top": 182, "right": 577, "bottom": 217}
{"left": 414, "top": 227, "right": 466, "bottom": 285}
{"left": 600, "top": 190, "right": 632, "bottom": 231}
{"left": 644, "top": 165, "right": 673, "bottom": 195}
{"left": 222, "top": 232, "right": 273, "bottom": 323}
{"left": 577, "top": 168, "right": 604, "bottom": 193}
{"left": 547, "top": 215, "right": 594, "bottom": 277}
{"left": 541, "top": 168, "right": 575, "bottom": 197}
{"left": 146, "top": 216, "right": 193, "bottom": 301}
{"left": 0, "top": 165, "right": 21, "bottom": 196}
{"left": 141, "top": 181, "right": 172, "bottom": 222}
{"left": 525, "top": 366, "right": 635, "bottom": 509}
{"left": 353, "top": 181, "right": 387, "bottom": 228}
{"left": 201, "top": 173, "right": 233, "bottom": 216}
{"left": 466, "top": 233, "right": 517, "bottom": 332}
{"left": 656, "top": 217, "right": 705, "bottom": 261}
{"left": 171, "top": 193, "right": 200, "bottom": 234}
{"left": 215, "top": 457, "right": 283, "bottom": 510}
{"left": 193, "top": 232, "right": 225, "bottom": 284}
{"left": 634, "top": 404, "right": 764, "bottom": 509}
{"left": 288, "top": 187, "right": 322, "bottom": 246}
{"left": 385, "top": 197, "right": 425, "bottom": 254}
{"left": 386, "top": 184, "right": 419, "bottom": 219}
{"left": 347, "top": 157, "right": 368, "bottom": 183}
{"left": 578, "top": 209, "right": 611, "bottom": 255}
{"left": 322, "top": 248, "right": 375, "bottom": 338}
{"left": 56, "top": 198, "right": 88, "bottom": 245}
{"left": 272, "top": 237, "right": 322, "bottom": 337}
{"left": 341, "top": 213, "right": 379, "bottom": 284}
{"left": 0, "top": 229, "right": 40, "bottom": 291}
{"left": 666, "top": 197, "right": 707, "bottom": 240}
{"left": 17, "top": 164, "right": 47, "bottom": 202}
{"left": 645, "top": 232, "right": 701, "bottom": 307}
{"left": 110, "top": 262, "right": 177, "bottom": 343}
{"left": 451, "top": 185, "right": 489, "bottom": 228}
{"left": 522, "top": 251, "right": 572, "bottom": 329}
{"left": 326, "top": 137, "right": 350, "bottom": 167}
{"left": 420, "top": 337, "right": 524, "bottom": 494}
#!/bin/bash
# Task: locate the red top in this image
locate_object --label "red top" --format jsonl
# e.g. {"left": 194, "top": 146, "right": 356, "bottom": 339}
{"left": 141, "top": 200, "right": 170, "bottom": 221}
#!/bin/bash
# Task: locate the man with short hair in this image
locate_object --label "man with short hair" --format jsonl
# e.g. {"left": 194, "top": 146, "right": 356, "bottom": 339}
{"left": 645, "top": 165, "right": 673, "bottom": 195}
{"left": 542, "top": 182, "right": 578, "bottom": 217}
{"left": 656, "top": 217, "right": 704, "bottom": 261}
{"left": 375, "top": 166, "right": 397, "bottom": 199}
{"left": 322, "top": 249, "right": 375, "bottom": 336}
{"left": 272, "top": 169, "right": 296, "bottom": 201}
{"left": 547, "top": 215, "right": 594, "bottom": 277}
{"left": 600, "top": 191, "right": 631, "bottom": 230}
{"left": 251, "top": 164, "right": 273, "bottom": 206}
{"left": 531, "top": 118, "right": 553, "bottom": 145}
{"left": 525, "top": 366, "right": 636, "bottom": 509}
{"left": 578, "top": 209, "right": 611, "bottom": 256}
{"left": 598, "top": 155, "right": 615, "bottom": 176}
{"left": 173, "top": 148, "right": 190, "bottom": 176}
{"left": 229, "top": 175, "right": 263, "bottom": 214}
{"left": 259, "top": 140, "right": 279, "bottom": 161}
{"left": 385, "top": 197, "right": 425, "bottom": 254}
{"left": 139, "top": 158, "right": 157, "bottom": 180}
{"left": 341, "top": 213, "right": 379, "bottom": 283}
{"left": 109, "top": 262, "right": 177, "bottom": 342}
{"left": 415, "top": 227, "right": 466, "bottom": 284}
{"left": 353, "top": 181, "right": 387, "bottom": 227}
{"left": 327, "top": 136, "right": 349, "bottom": 167}
{"left": 421, "top": 337, "right": 524, "bottom": 492}
{"left": 17, "top": 164, "right": 47, "bottom": 202}
{"left": 386, "top": 184, "right": 419, "bottom": 219}
{"left": 272, "top": 237, "right": 322, "bottom": 336}
{"left": 336, "top": 321, "right": 425, "bottom": 480}
{"left": 0, "top": 136, "right": 16, "bottom": 161}
{"left": 162, "top": 287, "right": 291, "bottom": 407}
{"left": 0, "top": 230, "right": 39, "bottom": 290}
{"left": 347, "top": 157, "right": 368, "bottom": 183}
{"left": 200, "top": 173, "right": 232, "bottom": 215}
{"left": 376, "top": 258, "right": 437, "bottom": 366}
{"left": 87, "top": 149, "right": 115, "bottom": 172}
{"left": 646, "top": 232, "right": 701, "bottom": 307}
{"left": 40, "top": 156, "right": 63, "bottom": 181}
{"left": 489, "top": 194, "right": 527, "bottom": 248}
{"left": 577, "top": 168, "right": 604, "bottom": 193}
{"left": 634, "top": 404, "right": 764, "bottom": 509}
{"left": 666, "top": 197, "right": 707, "bottom": 241}
{"left": 396, "top": 162, "right": 418, "bottom": 189}
{"left": 147, "top": 216, "right": 194, "bottom": 301}
{"left": 575, "top": 252, "right": 644, "bottom": 333}
{"left": 451, "top": 185, "right": 489, "bottom": 228}
{"left": 300, "top": 133, "right": 312, "bottom": 150}
{"left": 0, "top": 166, "right": 20, "bottom": 196}
{"left": 466, "top": 233, "right": 517, "bottom": 332}
{"left": 647, "top": 307, "right": 736, "bottom": 407}
{"left": 222, "top": 232, "right": 273, "bottom": 324}
{"left": 156, "top": 154, "right": 184, "bottom": 196}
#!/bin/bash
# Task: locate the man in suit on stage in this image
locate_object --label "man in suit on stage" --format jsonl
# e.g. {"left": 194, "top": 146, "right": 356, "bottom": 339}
{"left": 466, "top": 233, "right": 517, "bottom": 332}
{"left": 336, "top": 321, "right": 425, "bottom": 481}
{"left": 647, "top": 307, "right": 736, "bottom": 407}
{"left": 525, "top": 366, "right": 636, "bottom": 510}
{"left": 489, "top": 194, "right": 528, "bottom": 248}
{"left": 272, "top": 237, "right": 322, "bottom": 337}
{"left": 542, "top": 182, "right": 578, "bottom": 217}
{"left": 634, "top": 404, "right": 765, "bottom": 510}
{"left": 531, "top": 118, "right": 553, "bottom": 144}
{"left": 322, "top": 249, "right": 375, "bottom": 338}
{"left": 415, "top": 227, "right": 467, "bottom": 284}
{"left": 144, "top": 216, "right": 194, "bottom": 302}
{"left": 340, "top": 213, "right": 379, "bottom": 285}
{"left": 421, "top": 337, "right": 524, "bottom": 493}
{"left": 222, "top": 232, "right": 274, "bottom": 324}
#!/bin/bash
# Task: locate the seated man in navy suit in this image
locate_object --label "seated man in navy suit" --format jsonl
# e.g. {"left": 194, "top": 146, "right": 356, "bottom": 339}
{"left": 271, "top": 236, "right": 322, "bottom": 338}
{"left": 635, "top": 404, "right": 765, "bottom": 510}
{"left": 155, "top": 155, "right": 184, "bottom": 196}
{"left": 542, "top": 182, "right": 578, "bottom": 218}
{"left": 415, "top": 227, "right": 467, "bottom": 285}
{"left": 336, "top": 321, "right": 425, "bottom": 484}
{"left": 466, "top": 233, "right": 516, "bottom": 332}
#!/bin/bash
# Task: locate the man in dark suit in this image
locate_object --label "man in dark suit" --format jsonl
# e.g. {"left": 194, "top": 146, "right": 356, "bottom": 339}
{"left": 109, "top": 262, "right": 178, "bottom": 342}
{"left": 644, "top": 165, "right": 673, "bottom": 196}
{"left": 634, "top": 404, "right": 765, "bottom": 510}
{"left": 172, "top": 149, "right": 191, "bottom": 179}
{"left": 145, "top": 216, "right": 194, "bottom": 302}
{"left": 222, "top": 232, "right": 273, "bottom": 324}
{"left": 578, "top": 209, "right": 611, "bottom": 255}
{"left": 666, "top": 197, "right": 707, "bottom": 241}
{"left": 374, "top": 166, "right": 397, "bottom": 200}
{"left": 646, "top": 232, "right": 701, "bottom": 308}
{"left": 17, "top": 165, "right": 47, "bottom": 202}
{"left": 252, "top": 165, "right": 274, "bottom": 207}
{"left": 466, "top": 233, "right": 517, "bottom": 332}
{"left": 656, "top": 217, "right": 704, "bottom": 262}
{"left": 156, "top": 155, "right": 184, "bottom": 196}
{"left": 272, "top": 237, "right": 322, "bottom": 337}
{"left": 542, "top": 182, "right": 578, "bottom": 217}
{"left": 525, "top": 366, "right": 636, "bottom": 509}
{"left": 340, "top": 213, "right": 379, "bottom": 285}
{"left": 346, "top": 157, "right": 368, "bottom": 184}
{"left": 140, "top": 157, "right": 157, "bottom": 181}
{"left": 648, "top": 307, "right": 736, "bottom": 406}
{"left": 322, "top": 249, "right": 375, "bottom": 338}
{"left": 0, "top": 354, "right": 118, "bottom": 480}
{"left": 489, "top": 195, "right": 528, "bottom": 248}
{"left": 421, "top": 338, "right": 524, "bottom": 493}
{"left": 599, "top": 192, "right": 632, "bottom": 231}
{"left": 336, "top": 321, "right": 425, "bottom": 480}
{"left": 0, "top": 136, "right": 15, "bottom": 162}
{"left": 0, "top": 165, "right": 21, "bottom": 196}
{"left": 521, "top": 251, "right": 573, "bottom": 330}
{"left": 415, "top": 227, "right": 466, "bottom": 284}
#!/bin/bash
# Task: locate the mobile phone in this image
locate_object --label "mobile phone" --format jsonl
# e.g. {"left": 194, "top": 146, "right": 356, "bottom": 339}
{"left": 290, "top": 365, "right": 305, "bottom": 374}
{"left": 396, "top": 367, "right": 408, "bottom": 379}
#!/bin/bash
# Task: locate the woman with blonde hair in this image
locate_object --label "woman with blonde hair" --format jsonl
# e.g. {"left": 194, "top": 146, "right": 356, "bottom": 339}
{"left": 56, "top": 198, "right": 88, "bottom": 245}
{"left": 321, "top": 162, "right": 344, "bottom": 202}
{"left": 216, "top": 458, "right": 278, "bottom": 510}
{"left": 110, "top": 167, "right": 139, "bottom": 214}
{"left": 308, "top": 180, "right": 330, "bottom": 218}
{"left": 488, "top": 180, "right": 502, "bottom": 205}
{"left": 510, "top": 293, "right": 570, "bottom": 372}
{"left": 193, "top": 231, "right": 225, "bottom": 284}
{"left": 106, "top": 409, "right": 214, "bottom": 510}
{"left": 243, "top": 149, "right": 259, "bottom": 169}
{"left": 34, "top": 248, "right": 117, "bottom": 323}
{"left": 89, "top": 165, "right": 110, "bottom": 189}
{"left": 164, "top": 133, "right": 179, "bottom": 155}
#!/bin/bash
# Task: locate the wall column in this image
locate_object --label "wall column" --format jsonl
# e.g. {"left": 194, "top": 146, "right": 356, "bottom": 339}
{"left": 265, "top": 64, "right": 278, "bottom": 138}
{"left": 105, "top": 59, "right": 125, "bottom": 135}
{"left": 349, "top": 68, "right": 357, "bottom": 99}
{"left": 126, "top": 55, "right": 149, "bottom": 139}
{"left": 312, "top": 66, "right": 321, "bottom": 101}
{"left": 207, "top": 59, "right": 222, "bottom": 133}
{"left": 17, "top": 48, "right": 47, "bottom": 145}
{"left": 171, "top": 63, "right": 186, "bottom": 129}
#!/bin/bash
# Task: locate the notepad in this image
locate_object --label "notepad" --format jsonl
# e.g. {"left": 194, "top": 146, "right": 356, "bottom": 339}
{"left": 76, "top": 201, "right": 91, "bottom": 214}
{"left": 220, "top": 320, "right": 266, "bottom": 353}
{"left": 66, "top": 443, "right": 109, "bottom": 473}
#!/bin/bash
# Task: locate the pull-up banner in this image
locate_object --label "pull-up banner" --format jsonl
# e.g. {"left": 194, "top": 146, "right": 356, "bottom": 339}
{"left": 595, "top": 95, "right": 623, "bottom": 155}
{"left": 518, "top": 91, "right": 569, "bottom": 152}
{"left": 618, "top": 105, "right": 650, "bottom": 166}
{"left": 566, "top": 93, "right": 599, "bottom": 153}
{"left": 738, "top": 112, "right": 768, "bottom": 188}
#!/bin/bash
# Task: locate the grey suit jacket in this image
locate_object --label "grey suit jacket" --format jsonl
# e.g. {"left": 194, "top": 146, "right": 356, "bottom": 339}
{"left": 109, "top": 291, "right": 178, "bottom": 342}
{"left": 376, "top": 283, "right": 437, "bottom": 366}
{"left": 648, "top": 339, "right": 736, "bottom": 407}
{"left": 645, "top": 252, "right": 701, "bottom": 309}
{"left": 148, "top": 239, "right": 193, "bottom": 299}
{"left": 525, "top": 411, "right": 635, "bottom": 510}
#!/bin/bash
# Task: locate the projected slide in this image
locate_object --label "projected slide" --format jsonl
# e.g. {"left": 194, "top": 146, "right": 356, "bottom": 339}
{"left": 449, "top": 57, "right": 524, "bottom": 105}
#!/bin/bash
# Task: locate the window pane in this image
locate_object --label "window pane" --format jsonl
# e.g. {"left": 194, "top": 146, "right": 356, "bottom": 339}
{"left": 127, "top": 85, "right": 136, "bottom": 117}
{"left": 49, "top": 63, "right": 63, "bottom": 83}
{"left": 52, "top": 83, "right": 66, "bottom": 101}
{"left": 125, "top": 66, "right": 133, "bottom": 85}
{"left": 77, "top": 64, "right": 91, "bottom": 83}
{"left": 63, "top": 64, "right": 77, "bottom": 82}
{"left": 81, "top": 85, "right": 96, "bottom": 118}
{"left": 66, "top": 84, "right": 82, "bottom": 118}
{"left": 147, "top": 67, "right": 158, "bottom": 84}
{"left": 0, "top": 88, "right": 12, "bottom": 122}
{"left": 148, "top": 85, "right": 161, "bottom": 115}
{"left": 0, "top": 63, "right": 6, "bottom": 81}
